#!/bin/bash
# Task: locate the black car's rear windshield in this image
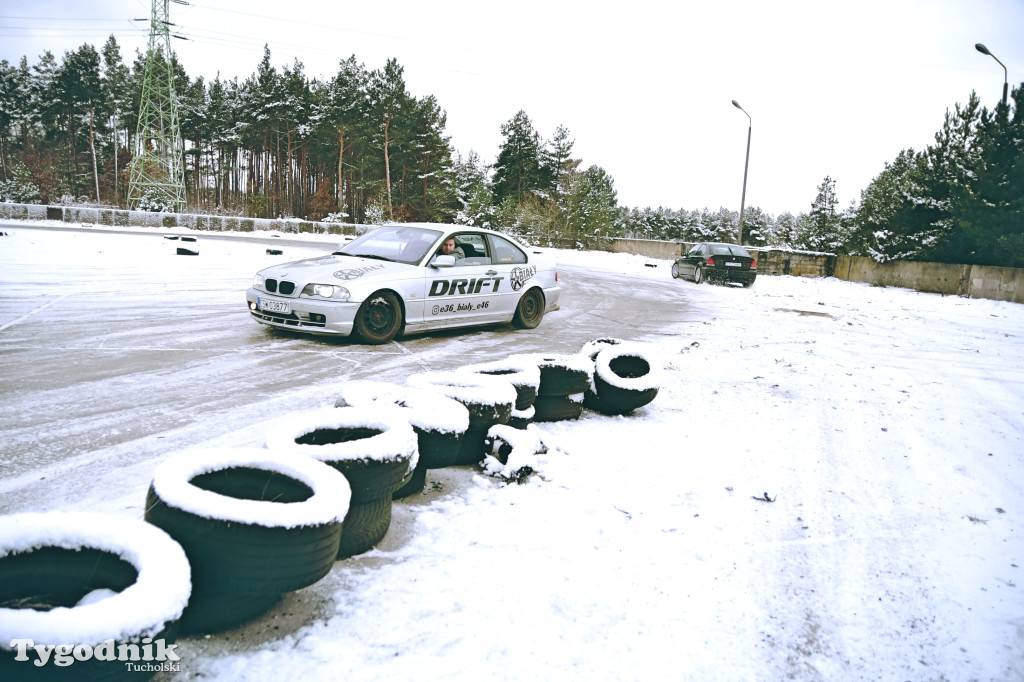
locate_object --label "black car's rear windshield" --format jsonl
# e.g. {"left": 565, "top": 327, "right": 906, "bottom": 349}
{"left": 710, "top": 245, "right": 752, "bottom": 258}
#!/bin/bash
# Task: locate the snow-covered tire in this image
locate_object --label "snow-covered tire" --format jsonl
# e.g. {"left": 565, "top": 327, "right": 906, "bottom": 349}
{"left": 460, "top": 357, "right": 541, "bottom": 411}
{"left": 407, "top": 372, "right": 516, "bottom": 465}
{"left": 579, "top": 337, "right": 625, "bottom": 362}
{"left": 511, "top": 353, "right": 594, "bottom": 397}
{"left": 589, "top": 344, "right": 663, "bottom": 415}
{"left": 0, "top": 512, "right": 191, "bottom": 681}
{"left": 507, "top": 404, "right": 535, "bottom": 430}
{"left": 334, "top": 381, "right": 467, "bottom": 470}
{"left": 144, "top": 448, "right": 350, "bottom": 633}
{"left": 533, "top": 393, "right": 585, "bottom": 422}
{"left": 482, "top": 424, "right": 547, "bottom": 483}
{"left": 579, "top": 338, "right": 626, "bottom": 412}
{"left": 336, "top": 497, "right": 393, "bottom": 558}
{"left": 392, "top": 461, "right": 429, "bottom": 499}
{"left": 265, "top": 407, "right": 418, "bottom": 557}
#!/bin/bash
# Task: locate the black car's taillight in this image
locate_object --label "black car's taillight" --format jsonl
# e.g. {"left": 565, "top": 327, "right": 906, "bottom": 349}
{"left": 706, "top": 256, "right": 716, "bottom": 266}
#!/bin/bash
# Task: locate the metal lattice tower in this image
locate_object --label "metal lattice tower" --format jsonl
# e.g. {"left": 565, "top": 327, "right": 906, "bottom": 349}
{"left": 128, "top": 0, "right": 186, "bottom": 212}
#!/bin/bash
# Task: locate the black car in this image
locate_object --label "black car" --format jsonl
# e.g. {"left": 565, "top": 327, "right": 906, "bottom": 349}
{"left": 671, "top": 242, "right": 757, "bottom": 287}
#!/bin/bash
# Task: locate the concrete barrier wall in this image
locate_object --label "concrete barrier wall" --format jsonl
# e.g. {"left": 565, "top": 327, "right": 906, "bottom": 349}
{"left": 607, "top": 237, "right": 1022, "bottom": 305}
{"left": 0, "top": 202, "right": 368, "bottom": 237}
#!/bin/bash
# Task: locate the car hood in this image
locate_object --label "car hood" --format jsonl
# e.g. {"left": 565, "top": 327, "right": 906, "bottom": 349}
{"left": 257, "top": 254, "right": 417, "bottom": 285}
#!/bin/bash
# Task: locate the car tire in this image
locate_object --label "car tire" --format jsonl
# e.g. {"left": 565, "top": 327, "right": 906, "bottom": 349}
{"left": 460, "top": 358, "right": 541, "bottom": 411}
{"left": 144, "top": 448, "right": 350, "bottom": 633}
{"left": 355, "top": 290, "right": 403, "bottom": 344}
{"left": 512, "top": 287, "right": 545, "bottom": 329}
{"left": 693, "top": 266, "right": 703, "bottom": 284}
{"left": 264, "top": 408, "right": 419, "bottom": 557}
{"left": 589, "top": 344, "right": 663, "bottom": 415}
{"left": 407, "top": 373, "right": 516, "bottom": 465}
{"left": 533, "top": 393, "right": 585, "bottom": 422}
{"left": 333, "top": 381, "right": 468, "bottom": 470}
{"left": 336, "top": 497, "right": 394, "bottom": 558}
{"left": 511, "top": 353, "right": 594, "bottom": 397}
{"left": 0, "top": 511, "right": 191, "bottom": 679}
{"left": 392, "top": 461, "right": 429, "bottom": 499}
{"left": 671, "top": 262, "right": 681, "bottom": 279}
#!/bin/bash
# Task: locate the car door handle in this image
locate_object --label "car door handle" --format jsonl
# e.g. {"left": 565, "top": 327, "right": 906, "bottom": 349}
{"left": 486, "top": 270, "right": 498, "bottom": 276}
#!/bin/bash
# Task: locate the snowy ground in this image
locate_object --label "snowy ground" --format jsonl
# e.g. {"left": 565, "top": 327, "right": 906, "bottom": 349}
{"left": 1, "top": 224, "right": 1023, "bottom": 681}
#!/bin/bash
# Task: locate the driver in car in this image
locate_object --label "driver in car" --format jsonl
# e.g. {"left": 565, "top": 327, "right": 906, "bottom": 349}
{"left": 437, "top": 237, "right": 464, "bottom": 260}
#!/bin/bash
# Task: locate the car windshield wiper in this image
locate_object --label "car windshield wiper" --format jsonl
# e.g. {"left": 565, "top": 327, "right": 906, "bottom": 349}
{"left": 344, "top": 253, "right": 394, "bottom": 262}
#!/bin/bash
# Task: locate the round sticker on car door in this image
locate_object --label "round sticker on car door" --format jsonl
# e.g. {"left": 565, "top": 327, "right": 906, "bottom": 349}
{"left": 510, "top": 265, "right": 536, "bottom": 291}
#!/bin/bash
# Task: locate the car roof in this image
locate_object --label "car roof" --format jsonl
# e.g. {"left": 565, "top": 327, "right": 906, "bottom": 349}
{"left": 386, "top": 222, "right": 507, "bottom": 238}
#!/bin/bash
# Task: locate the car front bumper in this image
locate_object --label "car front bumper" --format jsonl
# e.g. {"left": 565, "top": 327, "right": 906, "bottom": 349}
{"left": 245, "top": 288, "right": 358, "bottom": 336}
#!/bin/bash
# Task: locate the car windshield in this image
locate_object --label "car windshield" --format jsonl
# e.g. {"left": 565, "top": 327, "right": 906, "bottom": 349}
{"left": 710, "top": 244, "right": 751, "bottom": 258}
{"left": 339, "top": 225, "right": 443, "bottom": 265}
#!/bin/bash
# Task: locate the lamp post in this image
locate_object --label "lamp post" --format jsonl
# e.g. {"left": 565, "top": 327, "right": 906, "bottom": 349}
{"left": 975, "top": 43, "right": 1008, "bottom": 107}
{"left": 732, "top": 100, "right": 751, "bottom": 245}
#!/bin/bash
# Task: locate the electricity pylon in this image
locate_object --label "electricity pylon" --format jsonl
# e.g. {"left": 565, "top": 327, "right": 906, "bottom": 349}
{"left": 127, "top": 0, "right": 186, "bottom": 212}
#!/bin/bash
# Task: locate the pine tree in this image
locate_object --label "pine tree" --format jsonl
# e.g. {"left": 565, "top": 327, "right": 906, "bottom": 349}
{"left": 802, "top": 176, "right": 841, "bottom": 251}
{"left": 367, "top": 58, "right": 408, "bottom": 220}
{"left": 492, "top": 110, "right": 544, "bottom": 206}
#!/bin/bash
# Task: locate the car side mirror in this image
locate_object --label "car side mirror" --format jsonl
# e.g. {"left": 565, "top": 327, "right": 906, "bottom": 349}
{"left": 430, "top": 254, "right": 456, "bottom": 268}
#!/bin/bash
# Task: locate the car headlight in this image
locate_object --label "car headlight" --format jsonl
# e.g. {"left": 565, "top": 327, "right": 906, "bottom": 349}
{"left": 302, "top": 283, "right": 351, "bottom": 301}
{"left": 253, "top": 273, "right": 265, "bottom": 288}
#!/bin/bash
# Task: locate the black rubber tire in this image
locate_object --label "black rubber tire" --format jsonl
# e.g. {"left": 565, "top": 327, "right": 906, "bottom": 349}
{"left": 693, "top": 266, "right": 703, "bottom": 284}
{"left": 145, "top": 484, "right": 342, "bottom": 628}
{"left": 512, "top": 287, "right": 545, "bottom": 329}
{"left": 265, "top": 408, "right": 418, "bottom": 557}
{"left": 533, "top": 394, "right": 585, "bottom": 422}
{"left": 392, "top": 461, "right": 429, "bottom": 499}
{"left": 457, "top": 425, "right": 494, "bottom": 464}
{"left": 671, "top": 262, "right": 681, "bottom": 279}
{"left": 460, "top": 362, "right": 540, "bottom": 411}
{"left": 0, "top": 512, "right": 190, "bottom": 681}
{"left": 144, "top": 451, "right": 349, "bottom": 634}
{"left": 590, "top": 349, "right": 661, "bottom": 415}
{"left": 533, "top": 356, "right": 593, "bottom": 397}
{"left": 337, "top": 497, "right": 393, "bottom": 558}
{"left": 417, "top": 428, "right": 463, "bottom": 469}
{"left": 355, "top": 290, "right": 403, "bottom": 344}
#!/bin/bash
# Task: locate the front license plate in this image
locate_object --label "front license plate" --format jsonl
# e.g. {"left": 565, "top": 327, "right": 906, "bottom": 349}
{"left": 725, "top": 262, "right": 741, "bottom": 268}
{"left": 259, "top": 297, "right": 290, "bottom": 314}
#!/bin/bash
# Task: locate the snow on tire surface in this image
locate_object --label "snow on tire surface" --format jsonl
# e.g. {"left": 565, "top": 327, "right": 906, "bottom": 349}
{"left": 333, "top": 380, "right": 469, "bottom": 436}
{"left": 509, "top": 353, "right": 594, "bottom": 396}
{"left": 589, "top": 343, "right": 663, "bottom": 415}
{"left": 150, "top": 447, "right": 351, "bottom": 529}
{"left": 265, "top": 407, "right": 418, "bottom": 469}
{"left": 459, "top": 357, "right": 541, "bottom": 411}
{"left": 0, "top": 511, "right": 191, "bottom": 647}
{"left": 407, "top": 372, "right": 517, "bottom": 416}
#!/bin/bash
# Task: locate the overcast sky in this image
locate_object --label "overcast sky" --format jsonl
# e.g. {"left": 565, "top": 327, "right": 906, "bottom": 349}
{"left": 2, "top": 0, "right": 1023, "bottom": 217}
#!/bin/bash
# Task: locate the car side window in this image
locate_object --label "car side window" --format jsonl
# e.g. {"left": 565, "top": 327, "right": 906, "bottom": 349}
{"left": 453, "top": 234, "right": 491, "bottom": 266}
{"left": 488, "top": 235, "right": 527, "bottom": 264}
{"left": 687, "top": 245, "right": 702, "bottom": 257}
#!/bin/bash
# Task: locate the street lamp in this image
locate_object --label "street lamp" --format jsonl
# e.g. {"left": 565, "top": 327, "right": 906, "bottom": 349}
{"left": 975, "top": 43, "right": 1008, "bottom": 107}
{"left": 732, "top": 100, "right": 751, "bottom": 245}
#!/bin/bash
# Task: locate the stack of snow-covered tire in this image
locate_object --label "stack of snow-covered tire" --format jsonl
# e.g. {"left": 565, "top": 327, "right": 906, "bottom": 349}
{"left": 508, "top": 353, "right": 595, "bottom": 422}
{"left": 459, "top": 357, "right": 541, "bottom": 429}
{"left": 265, "top": 408, "right": 418, "bottom": 559}
{"left": 144, "top": 448, "right": 353, "bottom": 634}
{"left": 334, "top": 381, "right": 469, "bottom": 499}
{"left": 408, "top": 372, "right": 517, "bottom": 465}
{"left": 578, "top": 338, "right": 662, "bottom": 415}
{"left": 0, "top": 511, "right": 192, "bottom": 681}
